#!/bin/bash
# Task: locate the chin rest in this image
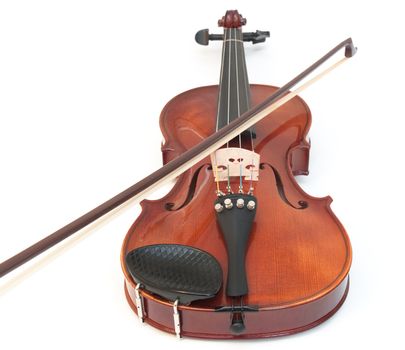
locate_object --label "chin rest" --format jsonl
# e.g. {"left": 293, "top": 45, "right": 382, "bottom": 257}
{"left": 125, "top": 244, "right": 223, "bottom": 305}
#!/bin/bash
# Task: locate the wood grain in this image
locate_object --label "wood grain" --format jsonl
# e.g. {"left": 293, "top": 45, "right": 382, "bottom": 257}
{"left": 121, "top": 85, "right": 352, "bottom": 338}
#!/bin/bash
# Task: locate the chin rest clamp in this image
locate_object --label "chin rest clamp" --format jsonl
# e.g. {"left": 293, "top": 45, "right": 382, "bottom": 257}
{"left": 173, "top": 299, "right": 181, "bottom": 338}
{"left": 134, "top": 283, "right": 145, "bottom": 322}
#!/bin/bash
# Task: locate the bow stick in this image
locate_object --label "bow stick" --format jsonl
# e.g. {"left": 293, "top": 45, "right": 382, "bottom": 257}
{"left": 0, "top": 38, "right": 357, "bottom": 278}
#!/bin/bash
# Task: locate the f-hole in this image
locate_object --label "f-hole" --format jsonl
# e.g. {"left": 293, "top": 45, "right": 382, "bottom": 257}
{"left": 260, "top": 163, "right": 308, "bottom": 209}
{"left": 165, "top": 164, "right": 208, "bottom": 211}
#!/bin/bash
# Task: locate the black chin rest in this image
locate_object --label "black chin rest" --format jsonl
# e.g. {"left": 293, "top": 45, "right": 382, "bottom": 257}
{"left": 125, "top": 244, "right": 223, "bottom": 305}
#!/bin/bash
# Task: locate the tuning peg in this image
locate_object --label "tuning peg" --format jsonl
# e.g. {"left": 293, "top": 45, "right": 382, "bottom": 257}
{"left": 195, "top": 29, "right": 270, "bottom": 46}
{"left": 244, "top": 30, "right": 270, "bottom": 44}
{"left": 195, "top": 29, "right": 209, "bottom": 45}
{"left": 195, "top": 29, "right": 223, "bottom": 45}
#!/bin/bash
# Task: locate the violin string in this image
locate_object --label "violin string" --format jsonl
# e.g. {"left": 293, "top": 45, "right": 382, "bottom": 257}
{"left": 214, "top": 164, "right": 220, "bottom": 195}
{"left": 241, "top": 35, "right": 254, "bottom": 152}
{"left": 211, "top": 150, "right": 221, "bottom": 196}
{"left": 234, "top": 27, "right": 243, "bottom": 193}
{"left": 214, "top": 27, "right": 255, "bottom": 194}
{"left": 226, "top": 27, "right": 232, "bottom": 193}
{"left": 216, "top": 28, "right": 227, "bottom": 133}
{"left": 240, "top": 34, "right": 256, "bottom": 194}
{"left": 215, "top": 28, "right": 227, "bottom": 194}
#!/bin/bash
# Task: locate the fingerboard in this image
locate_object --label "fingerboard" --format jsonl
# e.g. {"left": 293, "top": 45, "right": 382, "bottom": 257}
{"left": 216, "top": 28, "right": 251, "bottom": 133}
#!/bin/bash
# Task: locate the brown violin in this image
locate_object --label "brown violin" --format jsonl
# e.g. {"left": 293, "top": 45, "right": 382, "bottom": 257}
{"left": 0, "top": 10, "right": 356, "bottom": 340}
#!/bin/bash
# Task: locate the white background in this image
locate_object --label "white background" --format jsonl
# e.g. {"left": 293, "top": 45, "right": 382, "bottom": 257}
{"left": 0, "top": 1, "right": 404, "bottom": 349}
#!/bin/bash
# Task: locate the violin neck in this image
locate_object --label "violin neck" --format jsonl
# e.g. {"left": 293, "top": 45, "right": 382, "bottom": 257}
{"left": 216, "top": 27, "right": 251, "bottom": 132}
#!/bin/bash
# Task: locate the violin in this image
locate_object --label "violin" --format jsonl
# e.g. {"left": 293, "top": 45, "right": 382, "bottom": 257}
{"left": 0, "top": 10, "right": 356, "bottom": 339}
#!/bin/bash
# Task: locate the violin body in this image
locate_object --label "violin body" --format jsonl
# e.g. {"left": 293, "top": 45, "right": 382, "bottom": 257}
{"left": 0, "top": 10, "right": 356, "bottom": 341}
{"left": 121, "top": 84, "right": 352, "bottom": 338}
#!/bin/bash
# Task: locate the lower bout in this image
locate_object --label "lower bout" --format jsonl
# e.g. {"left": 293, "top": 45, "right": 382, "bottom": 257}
{"left": 124, "top": 276, "right": 350, "bottom": 339}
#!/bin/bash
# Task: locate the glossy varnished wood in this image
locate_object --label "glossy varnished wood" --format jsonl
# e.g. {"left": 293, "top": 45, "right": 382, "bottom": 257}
{"left": 120, "top": 84, "right": 351, "bottom": 338}
{"left": 124, "top": 276, "right": 349, "bottom": 338}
